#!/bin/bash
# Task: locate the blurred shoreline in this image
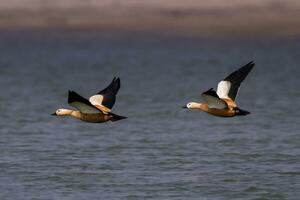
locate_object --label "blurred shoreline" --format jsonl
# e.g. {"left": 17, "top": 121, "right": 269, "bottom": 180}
{"left": 1, "top": 1, "right": 300, "bottom": 37}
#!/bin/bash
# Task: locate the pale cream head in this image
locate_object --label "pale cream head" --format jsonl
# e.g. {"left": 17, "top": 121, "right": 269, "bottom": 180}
{"left": 185, "top": 102, "right": 202, "bottom": 109}
{"left": 52, "top": 109, "right": 73, "bottom": 116}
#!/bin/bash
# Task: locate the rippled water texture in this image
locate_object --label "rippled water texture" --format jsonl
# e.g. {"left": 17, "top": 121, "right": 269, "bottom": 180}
{"left": 0, "top": 30, "right": 299, "bottom": 199}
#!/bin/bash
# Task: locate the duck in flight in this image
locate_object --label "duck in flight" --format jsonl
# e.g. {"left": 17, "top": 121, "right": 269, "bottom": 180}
{"left": 183, "top": 61, "right": 255, "bottom": 117}
{"left": 52, "top": 77, "right": 126, "bottom": 123}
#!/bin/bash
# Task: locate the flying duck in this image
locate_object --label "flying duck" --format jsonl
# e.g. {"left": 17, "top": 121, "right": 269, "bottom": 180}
{"left": 52, "top": 77, "right": 126, "bottom": 123}
{"left": 183, "top": 61, "right": 255, "bottom": 117}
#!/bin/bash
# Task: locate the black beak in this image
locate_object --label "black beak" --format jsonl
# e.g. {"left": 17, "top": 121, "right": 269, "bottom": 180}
{"left": 182, "top": 106, "right": 187, "bottom": 109}
{"left": 51, "top": 112, "right": 57, "bottom": 116}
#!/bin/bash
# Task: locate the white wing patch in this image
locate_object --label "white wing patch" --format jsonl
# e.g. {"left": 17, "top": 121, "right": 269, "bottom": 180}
{"left": 69, "top": 102, "right": 101, "bottom": 114}
{"left": 217, "top": 81, "right": 231, "bottom": 99}
{"left": 201, "top": 94, "right": 227, "bottom": 109}
{"left": 89, "top": 95, "right": 104, "bottom": 106}
{"left": 89, "top": 94, "right": 111, "bottom": 113}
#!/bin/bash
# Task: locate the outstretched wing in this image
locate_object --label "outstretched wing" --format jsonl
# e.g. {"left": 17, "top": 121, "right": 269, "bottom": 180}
{"left": 68, "top": 91, "right": 102, "bottom": 114}
{"left": 89, "top": 77, "right": 121, "bottom": 112}
{"left": 217, "top": 61, "right": 254, "bottom": 101}
{"left": 201, "top": 88, "right": 228, "bottom": 109}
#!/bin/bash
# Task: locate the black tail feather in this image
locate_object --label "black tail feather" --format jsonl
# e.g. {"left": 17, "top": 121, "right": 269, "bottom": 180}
{"left": 236, "top": 108, "right": 250, "bottom": 116}
{"left": 109, "top": 112, "right": 127, "bottom": 122}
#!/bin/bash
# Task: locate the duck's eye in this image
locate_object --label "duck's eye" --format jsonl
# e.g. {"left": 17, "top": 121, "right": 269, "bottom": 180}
{"left": 57, "top": 110, "right": 60, "bottom": 112}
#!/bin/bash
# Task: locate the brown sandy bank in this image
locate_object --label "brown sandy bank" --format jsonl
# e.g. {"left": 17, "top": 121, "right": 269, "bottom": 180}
{"left": 0, "top": 1, "right": 300, "bottom": 37}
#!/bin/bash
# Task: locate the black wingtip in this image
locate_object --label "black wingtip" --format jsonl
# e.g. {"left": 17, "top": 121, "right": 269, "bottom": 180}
{"left": 224, "top": 61, "right": 255, "bottom": 82}
{"left": 98, "top": 77, "right": 121, "bottom": 95}
{"left": 112, "top": 76, "right": 120, "bottom": 81}
{"left": 114, "top": 77, "right": 121, "bottom": 85}
{"left": 68, "top": 90, "right": 75, "bottom": 104}
{"left": 112, "top": 77, "right": 121, "bottom": 91}
{"left": 244, "top": 61, "right": 255, "bottom": 70}
{"left": 247, "top": 61, "right": 255, "bottom": 67}
{"left": 202, "top": 88, "right": 219, "bottom": 98}
{"left": 202, "top": 88, "right": 213, "bottom": 94}
{"left": 68, "top": 90, "right": 91, "bottom": 105}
